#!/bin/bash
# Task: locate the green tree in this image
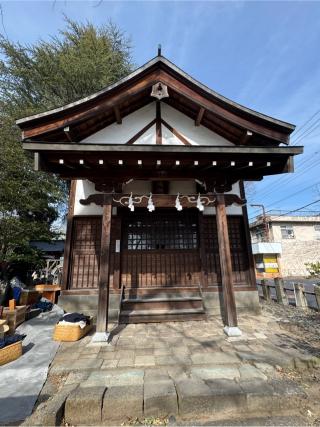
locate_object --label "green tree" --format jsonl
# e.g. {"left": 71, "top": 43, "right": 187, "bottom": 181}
{"left": 0, "top": 18, "right": 133, "bottom": 279}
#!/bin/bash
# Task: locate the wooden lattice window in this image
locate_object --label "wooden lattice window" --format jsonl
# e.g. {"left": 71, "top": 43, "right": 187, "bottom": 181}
{"left": 123, "top": 210, "right": 199, "bottom": 251}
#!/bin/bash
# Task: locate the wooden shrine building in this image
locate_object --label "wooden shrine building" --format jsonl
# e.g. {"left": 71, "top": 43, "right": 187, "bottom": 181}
{"left": 18, "top": 54, "right": 302, "bottom": 339}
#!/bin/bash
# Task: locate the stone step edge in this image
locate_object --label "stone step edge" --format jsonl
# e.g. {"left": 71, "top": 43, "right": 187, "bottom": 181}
{"left": 123, "top": 296, "right": 203, "bottom": 303}
{"left": 48, "top": 379, "right": 307, "bottom": 426}
{"left": 120, "top": 308, "right": 205, "bottom": 316}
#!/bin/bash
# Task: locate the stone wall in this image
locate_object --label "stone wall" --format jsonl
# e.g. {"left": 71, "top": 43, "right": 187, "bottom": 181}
{"left": 279, "top": 240, "right": 320, "bottom": 277}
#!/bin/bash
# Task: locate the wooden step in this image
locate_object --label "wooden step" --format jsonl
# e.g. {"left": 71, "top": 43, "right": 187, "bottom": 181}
{"left": 119, "top": 308, "right": 206, "bottom": 323}
{"left": 124, "top": 287, "right": 201, "bottom": 299}
{"left": 122, "top": 297, "right": 203, "bottom": 311}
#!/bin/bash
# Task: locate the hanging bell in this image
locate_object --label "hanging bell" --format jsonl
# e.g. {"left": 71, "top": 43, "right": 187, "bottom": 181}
{"left": 151, "top": 82, "right": 169, "bottom": 100}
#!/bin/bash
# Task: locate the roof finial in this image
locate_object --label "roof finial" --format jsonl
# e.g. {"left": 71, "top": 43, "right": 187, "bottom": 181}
{"left": 158, "top": 44, "right": 162, "bottom": 56}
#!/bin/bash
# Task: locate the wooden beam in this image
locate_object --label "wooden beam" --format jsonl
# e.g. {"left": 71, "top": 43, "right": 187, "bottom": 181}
{"left": 96, "top": 195, "right": 113, "bottom": 333}
{"left": 22, "top": 73, "right": 159, "bottom": 139}
{"left": 80, "top": 193, "right": 245, "bottom": 208}
{"left": 158, "top": 71, "right": 291, "bottom": 144}
{"left": 23, "top": 142, "right": 303, "bottom": 155}
{"left": 156, "top": 101, "right": 162, "bottom": 145}
{"left": 195, "top": 107, "right": 205, "bottom": 127}
{"left": 126, "top": 119, "right": 156, "bottom": 145}
{"left": 61, "top": 180, "right": 77, "bottom": 291}
{"left": 215, "top": 193, "right": 238, "bottom": 327}
{"left": 161, "top": 119, "right": 192, "bottom": 146}
{"left": 114, "top": 106, "right": 122, "bottom": 124}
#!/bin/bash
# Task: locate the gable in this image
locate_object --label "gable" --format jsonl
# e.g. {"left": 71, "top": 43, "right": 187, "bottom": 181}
{"left": 82, "top": 102, "right": 233, "bottom": 146}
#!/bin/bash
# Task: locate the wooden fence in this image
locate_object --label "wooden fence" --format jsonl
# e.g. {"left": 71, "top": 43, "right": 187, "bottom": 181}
{"left": 257, "top": 278, "right": 320, "bottom": 311}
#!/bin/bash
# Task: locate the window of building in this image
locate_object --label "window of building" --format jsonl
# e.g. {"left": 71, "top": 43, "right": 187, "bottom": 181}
{"left": 255, "top": 228, "right": 265, "bottom": 242}
{"left": 280, "top": 225, "right": 295, "bottom": 239}
{"left": 314, "top": 224, "right": 320, "bottom": 240}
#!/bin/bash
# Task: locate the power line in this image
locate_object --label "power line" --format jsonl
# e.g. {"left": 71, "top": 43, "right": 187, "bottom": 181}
{"left": 291, "top": 109, "right": 320, "bottom": 139}
{"left": 249, "top": 199, "right": 320, "bottom": 222}
{"left": 270, "top": 199, "right": 320, "bottom": 220}
{"left": 248, "top": 180, "right": 320, "bottom": 220}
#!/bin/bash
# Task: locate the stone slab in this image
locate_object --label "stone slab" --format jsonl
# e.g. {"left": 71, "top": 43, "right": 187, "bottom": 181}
{"left": 175, "top": 379, "right": 215, "bottom": 416}
{"left": 191, "top": 366, "right": 240, "bottom": 381}
{"left": 239, "top": 379, "right": 275, "bottom": 413}
{"left": 191, "top": 352, "right": 240, "bottom": 365}
{"left": 102, "top": 385, "right": 143, "bottom": 421}
{"left": 81, "top": 369, "right": 144, "bottom": 387}
{"left": 65, "top": 386, "right": 106, "bottom": 425}
{"left": 239, "top": 365, "right": 268, "bottom": 381}
{"left": 144, "top": 380, "right": 178, "bottom": 417}
{"left": 205, "top": 379, "right": 246, "bottom": 415}
{"left": 236, "top": 351, "right": 295, "bottom": 368}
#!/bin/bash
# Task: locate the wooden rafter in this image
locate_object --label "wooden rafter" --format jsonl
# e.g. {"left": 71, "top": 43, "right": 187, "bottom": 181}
{"left": 114, "top": 106, "right": 122, "bottom": 124}
{"left": 156, "top": 101, "right": 162, "bottom": 145}
{"left": 64, "top": 126, "right": 73, "bottom": 142}
{"left": 125, "top": 119, "right": 156, "bottom": 145}
{"left": 240, "top": 130, "right": 253, "bottom": 145}
{"left": 161, "top": 119, "right": 192, "bottom": 146}
{"left": 195, "top": 107, "right": 205, "bottom": 127}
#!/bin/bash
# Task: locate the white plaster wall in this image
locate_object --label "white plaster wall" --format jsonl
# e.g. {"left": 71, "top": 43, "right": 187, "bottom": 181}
{"left": 203, "top": 182, "right": 243, "bottom": 216}
{"left": 81, "top": 102, "right": 233, "bottom": 146}
{"left": 82, "top": 103, "right": 155, "bottom": 145}
{"left": 161, "top": 103, "right": 233, "bottom": 146}
{"left": 74, "top": 180, "right": 103, "bottom": 216}
{"left": 123, "top": 180, "right": 152, "bottom": 193}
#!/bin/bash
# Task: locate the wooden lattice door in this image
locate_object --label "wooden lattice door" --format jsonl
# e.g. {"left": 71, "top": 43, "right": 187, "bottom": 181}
{"left": 69, "top": 217, "right": 102, "bottom": 289}
{"left": 121, "top": 209, "right": 201, "bottom": 288}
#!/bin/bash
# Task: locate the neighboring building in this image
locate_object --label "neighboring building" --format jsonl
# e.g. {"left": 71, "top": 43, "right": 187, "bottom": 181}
{"left": 17, "top": 54, "right": 301, "bottom": 338}
{"left": 250, "top": 215, "right": 320, "bottom": 278}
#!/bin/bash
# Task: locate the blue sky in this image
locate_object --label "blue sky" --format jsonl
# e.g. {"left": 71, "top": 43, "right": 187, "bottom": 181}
{"left": 1, "top": 0, "right": 320, "bottom": 220}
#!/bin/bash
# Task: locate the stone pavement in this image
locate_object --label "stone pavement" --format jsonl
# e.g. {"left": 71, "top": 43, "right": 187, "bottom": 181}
{"left": 24, "top": 310, "right": 320, "bottom": 426}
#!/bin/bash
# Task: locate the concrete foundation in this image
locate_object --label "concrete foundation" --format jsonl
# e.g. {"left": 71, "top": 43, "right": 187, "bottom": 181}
{"left": 58, "top": 293, "right": 119, "bottom": 322}
{"left": 203, "top": 290, "right": 261, "bottom": 317}
{"left": 58, "top": 289, "right": 260, "bottom": 322}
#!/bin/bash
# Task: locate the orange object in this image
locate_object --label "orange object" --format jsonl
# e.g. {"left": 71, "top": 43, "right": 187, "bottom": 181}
{"left": 9, "top": 299, "right": 16, "bottom": 311}
{"left": 35, "top": 285, "right": 61, "bottom": 304}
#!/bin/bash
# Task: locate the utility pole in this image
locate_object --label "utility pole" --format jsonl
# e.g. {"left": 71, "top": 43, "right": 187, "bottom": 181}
{"left": 251, "top": 204, "right": 269, "bottom": 242}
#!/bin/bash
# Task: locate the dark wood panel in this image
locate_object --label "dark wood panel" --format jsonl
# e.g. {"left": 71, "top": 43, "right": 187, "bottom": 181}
{"left": 121, "top": 209, "right": 201, "bottom": 288}
{"left": 201, "top": 215, "right": 249, "bottom": 287}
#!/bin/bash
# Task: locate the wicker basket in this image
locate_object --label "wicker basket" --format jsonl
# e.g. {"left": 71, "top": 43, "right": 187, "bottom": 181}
{"left": 0, "top": 341, "right": 22, "bottom": 366}
{"left": 53, "top": 318, "right": 93, "bottom": 342}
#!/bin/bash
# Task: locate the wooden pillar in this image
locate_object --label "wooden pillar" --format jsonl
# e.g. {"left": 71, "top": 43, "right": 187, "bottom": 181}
{"left": 61, "top": 180, "right": 77, "bottom": 290}
{"left": 96, "top": 195, "right": 113, "bottom": 334}
{"left": 215, "top": 193, "right": 238, "bottom": 329}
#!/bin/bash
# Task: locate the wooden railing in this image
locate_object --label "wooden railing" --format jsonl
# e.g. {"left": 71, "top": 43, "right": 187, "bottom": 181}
{"left": 257, "top": 278, "right": 320, "bottom": 311}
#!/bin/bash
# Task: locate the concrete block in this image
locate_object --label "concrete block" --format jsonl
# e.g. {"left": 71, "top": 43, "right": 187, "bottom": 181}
{"left": 205, "top": 379, "right": 246, "bottom": 415}
{"left": 144, "top": 380, "right": 178, "bottom": 417}
{"left": 175, "top": 379, "right": 214, "bottom": 416}
{"left": 239, "top": 379, "right": 274, "bottom": 413}
{"left": 65, "top": 386, "right": 106, "bottom": 425}
{"left": 102, "top": 385, "right": 143, "bottom": 421}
